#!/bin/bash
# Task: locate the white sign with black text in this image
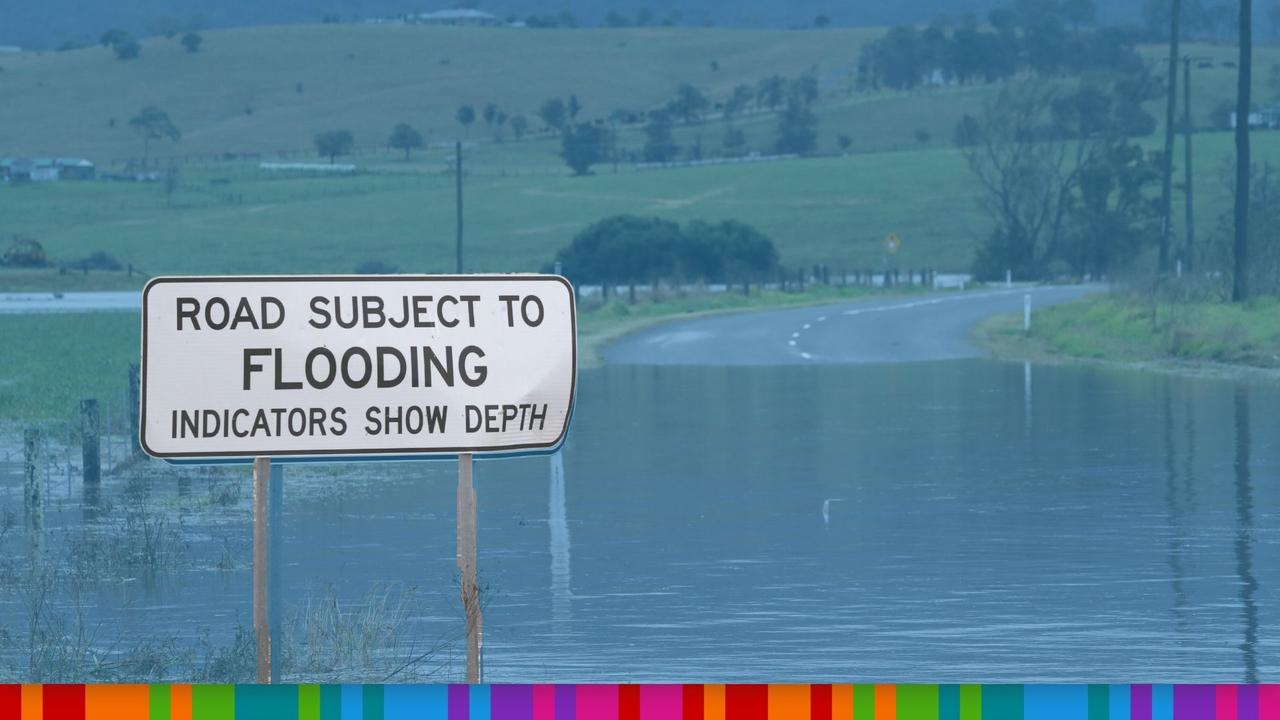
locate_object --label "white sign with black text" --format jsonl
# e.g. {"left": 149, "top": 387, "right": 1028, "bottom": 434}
{"left": 141, "top": 275, "right": 576, "bottom": 459}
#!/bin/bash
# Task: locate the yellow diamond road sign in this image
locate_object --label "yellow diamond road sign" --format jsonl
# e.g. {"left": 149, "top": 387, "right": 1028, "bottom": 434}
{"left": 884, "top": 233, "right": 901, "bottom": 254}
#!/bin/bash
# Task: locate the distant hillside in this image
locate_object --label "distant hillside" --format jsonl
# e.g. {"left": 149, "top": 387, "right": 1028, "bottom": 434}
{"left": 0, "top": 0, "right": 1150, "bottom": 50}
{"left": 0, "top": 24, "right": 883, "bottom": 161}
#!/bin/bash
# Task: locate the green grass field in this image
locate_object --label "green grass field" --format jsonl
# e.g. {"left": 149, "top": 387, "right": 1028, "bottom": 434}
{"left": 979, "top": 293, "right": 1280, "bottom": 370}
{"left": 1, "top": 130, "right": 1275, "bottom": 288}
{"left": 0, "top": 26, "right": 1277, "bottom": 291}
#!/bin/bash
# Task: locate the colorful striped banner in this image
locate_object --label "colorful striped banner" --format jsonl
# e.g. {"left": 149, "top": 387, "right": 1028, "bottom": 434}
{"left": 0, "top": 684, "right": 1275, "bottom": 719}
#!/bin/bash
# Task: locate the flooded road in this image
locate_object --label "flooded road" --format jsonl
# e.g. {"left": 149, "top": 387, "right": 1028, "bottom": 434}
{"left": 0, "top": 289, "right": 1274, "bottom": 683}
{"left": 5, "top": 361, "right": 1273, "bottom": 683}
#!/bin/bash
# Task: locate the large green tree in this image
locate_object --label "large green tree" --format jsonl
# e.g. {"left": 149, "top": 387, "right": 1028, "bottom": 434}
{"left": 560, "top": 122, "right": 608, "bottom": 176}
{"left": 314, "top": 129, "right": 354, "bottom": 164}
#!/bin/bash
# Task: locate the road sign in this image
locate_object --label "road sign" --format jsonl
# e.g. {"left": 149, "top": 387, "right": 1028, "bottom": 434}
{"left": 141, "top": 275, "right": 576, "bottom": 460}
{"left": 884, "top": 232, "right": 901, "bottom": 254}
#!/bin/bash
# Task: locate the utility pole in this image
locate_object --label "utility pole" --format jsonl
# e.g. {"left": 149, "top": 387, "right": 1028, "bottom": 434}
{"left": 1158, "top": 0, "right": 1182, "bottom": 274}
{"left": 1233, "top": 0, "right": 1252, "bottom": 302}
{"left": 455, "top": 141, "right": 464, "bottom": 274}
{"left": 1183, "top": 55, "right": 1196, "bottom": 272}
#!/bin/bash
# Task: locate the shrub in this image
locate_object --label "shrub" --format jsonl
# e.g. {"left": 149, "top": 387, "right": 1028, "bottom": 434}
{"left": 69, "top": 251, "right": 124, "bottom": 271}
{"left": 553, "top": 215, "right": 779, "bottom": 284}
{"left": 2, "top": 236, "right": 50, "bottom": 267}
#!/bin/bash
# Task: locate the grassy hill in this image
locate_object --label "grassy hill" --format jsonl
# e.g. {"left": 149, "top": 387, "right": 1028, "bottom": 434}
{"left": 0, "top": 24, "right": 882, "bottom": 162}
{"left": 0, "top": 25, "right": 1277, "bottom": 287}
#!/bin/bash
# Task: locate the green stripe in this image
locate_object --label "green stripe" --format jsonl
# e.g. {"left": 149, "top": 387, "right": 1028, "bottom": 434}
{"left": 854, "top": 684, "right": 875, "bottom": 719}
{"left": 981, "top": 686, "right": 1024, "bottom": 720}
{"left": 897, "top": 685, "right": 938, "bottom": 720}
{"left": 149, "top": 685, "right": 170, "bottom": 720}
{"left": 320, "top": 685, "right": 342, "bottom": 720}
{"left": 299, "top": 685, "right": 320, "bottom": 720}
{"left": 959, "top": 685, "right": 982, "bottom": 720}
{"left": 192, "top": 685, "right": 235, "bottom": 720}
{"left": 362, "top": 685, "right": 384, "bottom": 720}
{"left": 1088, "top": 685, "right": 1110, "bottom": 720}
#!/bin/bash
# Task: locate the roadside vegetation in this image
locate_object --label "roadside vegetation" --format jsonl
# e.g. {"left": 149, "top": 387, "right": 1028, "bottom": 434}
{"left": 979, "top": 292, "right": 1280, "bottom": 371}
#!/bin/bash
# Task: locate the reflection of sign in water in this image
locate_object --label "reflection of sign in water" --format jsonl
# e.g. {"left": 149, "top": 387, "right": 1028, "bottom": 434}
{"left": 884, "top": 232, "right": 901, "bottom": 254}
{"left": 141, "top": 275, "right": 577, "bottom": 460}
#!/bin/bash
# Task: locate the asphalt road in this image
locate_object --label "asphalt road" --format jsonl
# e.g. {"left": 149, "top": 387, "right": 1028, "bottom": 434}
{"left": 602, "top": 285, "right": 1097, "bottom": 366}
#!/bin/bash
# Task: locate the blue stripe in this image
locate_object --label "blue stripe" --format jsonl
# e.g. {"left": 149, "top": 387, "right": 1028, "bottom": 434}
{"left": 341, "top": 684, "right": 363, "bottom": 720}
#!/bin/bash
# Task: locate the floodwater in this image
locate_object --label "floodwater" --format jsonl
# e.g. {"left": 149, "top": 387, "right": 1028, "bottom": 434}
{"left": 1, "top": 360, "right": 1276, "bottom": 682}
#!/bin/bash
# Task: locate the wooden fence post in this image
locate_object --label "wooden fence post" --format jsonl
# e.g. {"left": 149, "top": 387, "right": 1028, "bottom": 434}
{"left": 23, "top": 429, "right": 43, "bottom": 566}
{"left": 129, "top": 364, "right": 141, "bottom": 458}
{"left": 80, "top": 399, "right": 100, "bottom": 512}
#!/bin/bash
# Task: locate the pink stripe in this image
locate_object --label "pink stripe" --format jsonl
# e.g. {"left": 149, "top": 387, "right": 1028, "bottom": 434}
{"left": 1260, "top": 685, "right": 1280, "bottom": 718}
{"left": 640, "top": 684, "right": 682, "bottom": 720}
{"left": 577, "top": 685, "right": 619, "bottom": 719}
{"left": 1215, "top": 686, "right": 1237, "bottom": 720}
{"left": 533, "top": 685, "right": 556, "bottom": 720}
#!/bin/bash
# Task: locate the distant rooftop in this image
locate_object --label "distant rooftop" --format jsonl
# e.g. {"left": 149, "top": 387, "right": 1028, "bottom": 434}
{"left": 415, "top": 9, "right": 499, "bottom": 21}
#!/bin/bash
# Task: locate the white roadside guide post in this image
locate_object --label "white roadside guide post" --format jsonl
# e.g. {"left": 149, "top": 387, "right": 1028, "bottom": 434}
{"left": 1024, "top": 293, "right": 1032, "bottom": 334}
{"left": 139, "top": 275, "right": 578, "bottom": 684}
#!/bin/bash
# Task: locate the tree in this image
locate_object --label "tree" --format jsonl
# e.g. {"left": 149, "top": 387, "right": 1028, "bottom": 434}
{"left": 789, "top": 73, "right": 819, "bottom": 106}
{"left": 314, "top": 129, "right": 354, "bottom": 164}
{"left": 113, "top": 37, "right": 141, "bottom": 60}
{"left": 482, "top": 103, "right": 499, "bottom": 127}
{"left": 539, "top": 98, "right": 568, "bottom": 134}
{"left": 815, "top": 15, "right": 831, "bottom": 28}
{"left": 455, "top": 105, "right": 476, "bottom": 136}
{"left": 642, "top": 112, "right": 679, "bottom": 162}
{"left": 100, "top": 29, "right": 129, "bottom": 47}
{"left": 723, "top": 127, "right": 747, "bottom": 155}
{"left": 605, "top": 11, "right": 630, "bottom": 28}
{"left": 181, "top": 32, "right": 202, "bottom": 53}
{"left": 636, "top": 8, "right": 654, "bottom": 26}
{"left": 129, "top": 106, "right": 180, "bottom": 164}
{"left": 568, "top": 95, "right": 582, "bottom": 121}
{"left": 555, "top": 216, "right": 683, "bottom": 284}
{"left": 388, "top": 123, "right": 424, "bottom": 160}
{"left": 756, "top": 76, "right": 786, "bottom": 111}
{"left": 1233, "top": 0, "right": 1253, "bottom": 301}
{"left": 668, "top": 83, "right": 708, "bottom": 123}
{"left": 962, "top": 85, "right": 1081, "bottom": 279}
{"left": 1062, "top": 0, "right": 1097, "bottom": 31}
{"left": 837, "top": 134, "right": 852, "bottom": 152}
{"left": 724, "top": 84, "right": 754, "bottom": 121}
{"left": 510, "top": 114, "right": 529, "bottom": 141}
{"left": 775, "top": 97, "right": 818, "bottom": 155}
{"left": 560, "top": 122, "right": 608, "bottom": 175}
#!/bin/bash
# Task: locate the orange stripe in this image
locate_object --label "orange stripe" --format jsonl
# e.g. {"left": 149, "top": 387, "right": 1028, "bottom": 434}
{"left": 874, "top": 686, "right": 895, "bottom": 720}
{"left": 86, "top": 684, "right": 149, "bottom": 720}
{"left": 832, "top": 685, "right": 853, "bottom": 720}
{"left": 171, "top": 684, "right": 193, "bottom": 720}
{"left": 704, "top": 684, "right": 726, "bottom": 720}
{"left": 21, "top": 685, "right": 41, "bottom": 720}
{"left": 768, "top": 685, "right": 809, "bottom": 720}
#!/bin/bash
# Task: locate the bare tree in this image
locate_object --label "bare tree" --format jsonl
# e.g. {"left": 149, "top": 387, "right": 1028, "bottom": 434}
{"left": 961, "top": 84, "right": 1083, "bottom": 278}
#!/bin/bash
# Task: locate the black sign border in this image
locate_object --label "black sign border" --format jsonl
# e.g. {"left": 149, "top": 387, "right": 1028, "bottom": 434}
{"left": 140, "top": 274, "right": 577, "bottom": 461}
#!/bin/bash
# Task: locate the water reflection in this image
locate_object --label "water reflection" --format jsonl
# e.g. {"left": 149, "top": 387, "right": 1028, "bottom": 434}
{"left": 549, "top": 450, "right": 571, "bottom": 631}
{"left": 3, "top": 360, "right": 1275, "bottom": 682}
{"left": 1233, "top": 385, "right": 1258, "bottom": 684}
{"left": 1162, "top": 380, "right": 1189, "bottom": 634}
